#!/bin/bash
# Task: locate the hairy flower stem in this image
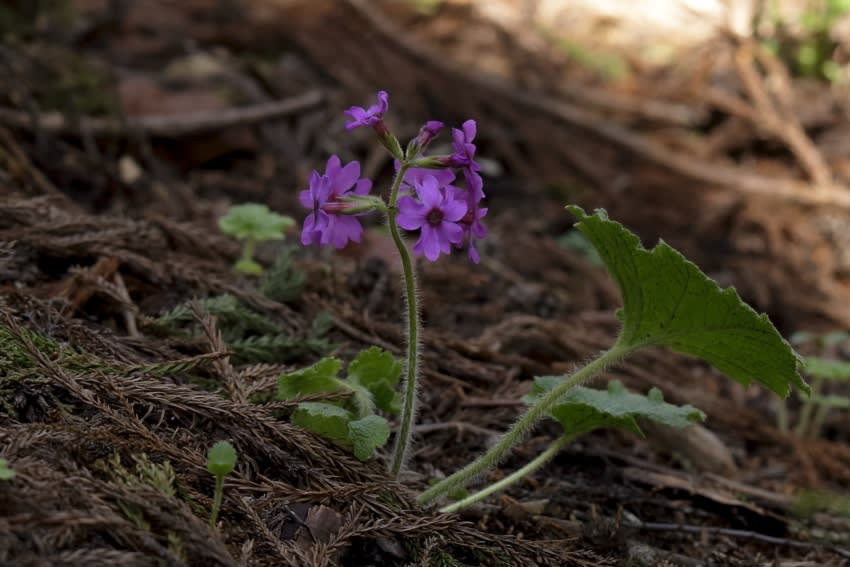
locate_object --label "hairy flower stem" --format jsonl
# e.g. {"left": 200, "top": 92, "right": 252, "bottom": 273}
{"left": 440, "top": 434, "right": 574, "bottom": 513}
{"left": 418, "top": 343, "right": 632, "bottom": 505}
{"left": 386, "top": 163, "right": 420, "bottom": 477}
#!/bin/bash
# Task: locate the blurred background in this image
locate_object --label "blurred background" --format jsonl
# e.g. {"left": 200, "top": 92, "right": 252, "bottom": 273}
{"left": 3, "top": 0, "right": 850, "bottom": 332}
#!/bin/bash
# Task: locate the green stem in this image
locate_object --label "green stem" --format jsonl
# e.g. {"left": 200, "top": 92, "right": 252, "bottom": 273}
{"left": 439, "top": 435, "right": 574, "bottom": 513}
{"left": 418, "top": 343, "right": 632, "bottom": 505}
{"left": 808, "top": 400, "right": 831, "bottom": 439}
{"left": 794, "top": 375, "right": 822, "bottom": 437}
{"left": 241, "top": 238, "right": 256, "bottom": 263}
{"left": 386, "top": 163, "right": 420, "bottom": 477}
{"left": 776, "top": 398, "right": 789, "bottom": 434}
{"left": 209, "top": 474, "right": 224, "bottom": 528}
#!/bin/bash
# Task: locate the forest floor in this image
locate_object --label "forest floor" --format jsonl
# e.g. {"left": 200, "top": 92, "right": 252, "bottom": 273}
{"left": 2, "top": 1, "right": 850, "bottom": 565}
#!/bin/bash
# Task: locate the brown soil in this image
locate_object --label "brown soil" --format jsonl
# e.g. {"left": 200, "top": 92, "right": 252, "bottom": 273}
{"left": 2, "top": 1, "right": 850, "bottom": 566}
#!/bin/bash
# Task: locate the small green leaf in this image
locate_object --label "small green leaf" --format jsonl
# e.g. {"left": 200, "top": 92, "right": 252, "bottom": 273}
{"left": 347, "top": 347, "right": 403, "bottom": 413}
{"left": 234, "top": 258, "right": 263, "bottom": 275}
{"left": 810, "top": 394, "right": 850, "bottom": 409}
{"left": 804, "top": 357, "right": 850, "bottom": 381}
{"left": 526, "top": 377, "right": 705, "bottom": 437}
{"left": 567, "top": 206, "right": 808, "bottom": 398}
{"left": 0, "top": 458, "right": 15, "bottom": 481}
{"left": 207, "top": 441, "right": 237, "bottom": 476}
{"left": 278, "top": 358, "right": 346, "bottom": 400}
{"left": 291, "top": 402, "right": 353, "bottom": 448}
{"left": 348, "top": 414, "right": 391, "bottom": 461}
{"left": 218, "top": 203, "right": 294, "bottom": 242}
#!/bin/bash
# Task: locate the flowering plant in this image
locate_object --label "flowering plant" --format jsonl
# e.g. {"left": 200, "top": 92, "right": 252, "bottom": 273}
{"left": 296, "top": 91, "right": 488, "bottom": 475}
{"left": 283, "top": 91, "right": 809, "bottom": 512}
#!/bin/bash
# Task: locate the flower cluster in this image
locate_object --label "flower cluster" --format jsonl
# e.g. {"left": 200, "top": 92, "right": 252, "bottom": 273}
{"left": 300, "top": 91, "right": 486, "bottom": 263}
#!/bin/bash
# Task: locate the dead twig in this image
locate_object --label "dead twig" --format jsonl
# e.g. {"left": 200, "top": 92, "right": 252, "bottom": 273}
{"left": 0, "top": 90, "right": 324, "bottom": 138}
{"left": 700, "top": 40, "right": 833, "bottom": 186}
{"left": 190, "top": 301, "right": 246, "bottom": 404}
{"left": 635, "top": 520, "right": 850, "bottom": 559}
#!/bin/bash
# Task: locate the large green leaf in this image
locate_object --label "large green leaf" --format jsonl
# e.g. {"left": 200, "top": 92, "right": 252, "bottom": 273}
{"left": 567, "top": 206, "right": 808, "bottom": 397}
{"left": 526, "top": 378, "right": 705, "bottom": 437}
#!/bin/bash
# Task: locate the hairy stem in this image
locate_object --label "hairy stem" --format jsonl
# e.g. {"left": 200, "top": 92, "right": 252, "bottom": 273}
{"left": 209, "top": 475, "right": 225, "bottom": 527}
{"left": 440, "top": 435, "right": 574, "bottom": 513}
{"left": 386, "top": 164, "right": 419, "bottom": 477}
{"left": 418, "top": 343, "right": 631, "bottom": 505}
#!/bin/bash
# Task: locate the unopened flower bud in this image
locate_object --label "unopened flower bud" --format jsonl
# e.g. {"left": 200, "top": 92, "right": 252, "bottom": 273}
{"left": 407, "top": 156, "right": 449, "bottom": 169}
{"left": 406, "top": 120, "right": 444, "bottom": 159}
{"left": 328, "top": 194, "right": 386, "bottom": 215}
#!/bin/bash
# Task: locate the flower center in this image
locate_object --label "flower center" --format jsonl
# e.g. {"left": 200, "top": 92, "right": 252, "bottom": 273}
{"left": 426, "top": 208, "right": 444, "bottom": 226}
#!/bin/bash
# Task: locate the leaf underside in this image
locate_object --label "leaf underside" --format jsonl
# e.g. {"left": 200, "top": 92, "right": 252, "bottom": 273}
{"left": 567, "top": 205, "right": 808, "bottom": 398}
{"left": 527, "top": 377, "right": 705, "bottom": 437}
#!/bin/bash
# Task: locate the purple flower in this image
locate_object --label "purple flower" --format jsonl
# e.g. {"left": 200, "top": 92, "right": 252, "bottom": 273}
{"left": 401, "top": 164, "right": 456, "bottom": 191}
{"left": 411, "top": 120, "right": 444, "bottom": 154}
{"left": 446, "top": 118, "right": 485, "bottom": 207}
{"left": 450, "top": 119, "right": 481, "bottom": 172}
{"left": 397, "top": 174, "right": 467, "bottom": 261}
{"left": 460, "top": 206, "right": 488, "bottom": 264}
{"left": 344, "top": 91, "right": 389, "bottom": 131}
{"left": 464, "top": 167, "right": 485, "bottom": 205}
{"left": 299, "top": 155, "right": 372, "bottom": 249}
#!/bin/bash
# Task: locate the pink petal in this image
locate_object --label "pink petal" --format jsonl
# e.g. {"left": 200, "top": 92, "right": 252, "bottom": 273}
{"left": 438, "top": 221, "right": 465, "bottom": 245}
{"left": 468, "top": 243, "right": 481, "bottom": 264}
{"left": 330, "top": 216, "right": 362, "bottom": 249}
{"left": 298, "top": 188, "right": 313, "bottom": 209}
{"left": 441, "top": 193, "right": 467, "bottom": 222}
{"left": 353, "top": 178, "right": 372, "bottom": 196}
{"left": 335, "top": 160, "right": 361, "bottom": 194}
{"left": 462, "top": 119, "right": 476, "bottom": 141}
{"left": 417, "top": 224, "right": 441, "bottom": 261}
{"left": 376, "top": 90, "right": 389, "bottom": 114}
{"left": 416, "top": 175, "right": 442, "bottom": 209}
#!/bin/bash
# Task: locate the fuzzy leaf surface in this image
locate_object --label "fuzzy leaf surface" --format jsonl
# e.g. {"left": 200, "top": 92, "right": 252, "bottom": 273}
{"left": 291, "top": 402, "right": 353, "bottom": 449}
{"left": 348, "top": 415, "right": 391, "bottom": 461}
{"left": 278, "top": 358, "right": 345, "bottom": 400}
{"left": 567, "top": 205, "right": 808, "bottom": 397}
{"left": 207, "top": 441, "right": 237, "bottom": 476}
{"left": 526, "top": 378, "right": 705, "bottom": 437}
{"left": 346, "top": 347, "right": 402, "bottom": 413}
{"left": 218, "top": 203, "right": 294, "bottom": 241}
